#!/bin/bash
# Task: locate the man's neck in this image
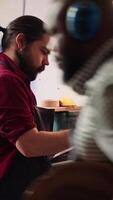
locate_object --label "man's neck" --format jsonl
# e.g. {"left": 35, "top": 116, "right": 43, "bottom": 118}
{"left": 4, "top": 48, "right": 19, "bottom": 66}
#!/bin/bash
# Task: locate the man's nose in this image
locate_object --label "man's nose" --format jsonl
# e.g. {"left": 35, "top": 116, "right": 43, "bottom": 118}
{"left": 43, "top": 56, "right": 49, "bottom": 66}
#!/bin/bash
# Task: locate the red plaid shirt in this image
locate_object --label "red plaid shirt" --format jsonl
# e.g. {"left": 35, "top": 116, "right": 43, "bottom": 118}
{"left": 0, "top": 53, "right": 36, "bottom": 178}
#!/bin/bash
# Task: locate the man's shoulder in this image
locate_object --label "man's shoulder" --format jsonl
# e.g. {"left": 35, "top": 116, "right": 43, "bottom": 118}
{"left": 0, "top": 68, "right": 26, "bottom": 89}
{"left": 0, "top": 68, "right": 20, "bottom": 80}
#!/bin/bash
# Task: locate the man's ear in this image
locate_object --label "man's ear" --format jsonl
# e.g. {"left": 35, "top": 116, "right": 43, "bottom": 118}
{"left": 15, "top": 33, "right": 25, "bottom": 51}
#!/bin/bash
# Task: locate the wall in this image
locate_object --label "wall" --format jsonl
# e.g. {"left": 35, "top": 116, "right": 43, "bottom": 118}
{"left": 0, "top": 0, "right": 24, "bottom": 26}
{"left": 0, "top": 0, "right": 86, "bottom": 106}
{"left": 0, "top": 0, "right": 24, "bottom": 49}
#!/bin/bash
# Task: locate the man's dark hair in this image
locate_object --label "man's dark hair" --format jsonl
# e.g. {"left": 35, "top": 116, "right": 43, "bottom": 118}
{"left": 0, "top": 15, "right": 47, "bottom": 51}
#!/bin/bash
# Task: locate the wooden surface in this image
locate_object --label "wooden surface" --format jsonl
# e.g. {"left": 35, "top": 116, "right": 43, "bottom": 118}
{"left": 39, "top": 106, "right": 81, "bottom": 112}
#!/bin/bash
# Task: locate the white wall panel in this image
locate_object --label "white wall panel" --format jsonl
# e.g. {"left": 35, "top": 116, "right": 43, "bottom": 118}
{"left": 0, "top": 0, "right": 23, "bottom": 26}
{"left": 25, "top": 0, "right": 52, "bottom": 22}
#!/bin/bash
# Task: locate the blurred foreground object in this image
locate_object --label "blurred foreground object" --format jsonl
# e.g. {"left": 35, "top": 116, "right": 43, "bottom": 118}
{"left": 23, "top": 161, "right": 113, "bottom": 200}
{"left": 45, "top": 0, "right": 113, "bottom": 162}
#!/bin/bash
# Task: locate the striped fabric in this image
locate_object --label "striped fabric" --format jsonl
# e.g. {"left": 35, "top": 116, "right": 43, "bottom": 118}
{"left": 74, "top": 104, "right": 109, "bottom": 162}
{"left": 70, "top": 38, "right": 113, "bottom": 162}
{"left": 68, "top": 37, "right": 113, "bottom": 95}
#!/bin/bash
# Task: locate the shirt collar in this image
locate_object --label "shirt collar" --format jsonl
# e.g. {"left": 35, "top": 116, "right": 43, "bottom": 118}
{"left": 0, "top": 52, "right": 30, "bottom": 84}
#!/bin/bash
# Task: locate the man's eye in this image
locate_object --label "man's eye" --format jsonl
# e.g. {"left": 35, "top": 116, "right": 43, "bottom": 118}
{"left": 41, "top": 49, "right": 47, "bottom": 55}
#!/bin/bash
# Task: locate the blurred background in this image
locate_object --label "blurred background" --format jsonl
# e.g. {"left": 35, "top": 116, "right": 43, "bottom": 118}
{"left": 0, "top": 0, "right": 86, "bottom": 107}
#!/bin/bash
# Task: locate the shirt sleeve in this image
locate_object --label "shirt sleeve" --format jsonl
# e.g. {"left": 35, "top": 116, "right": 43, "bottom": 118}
{"left": 0, "top": 74, "right": 36, "bottom": 144}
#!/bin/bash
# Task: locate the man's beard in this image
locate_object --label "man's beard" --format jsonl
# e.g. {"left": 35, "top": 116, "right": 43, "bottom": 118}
{"left": 15, "top": 50, "right": 45, "bottom": 81}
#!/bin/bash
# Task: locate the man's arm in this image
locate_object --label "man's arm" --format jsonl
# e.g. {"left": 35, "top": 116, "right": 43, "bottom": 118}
{"left": 16, "top": 128, "right": 70, "bottom": 157}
